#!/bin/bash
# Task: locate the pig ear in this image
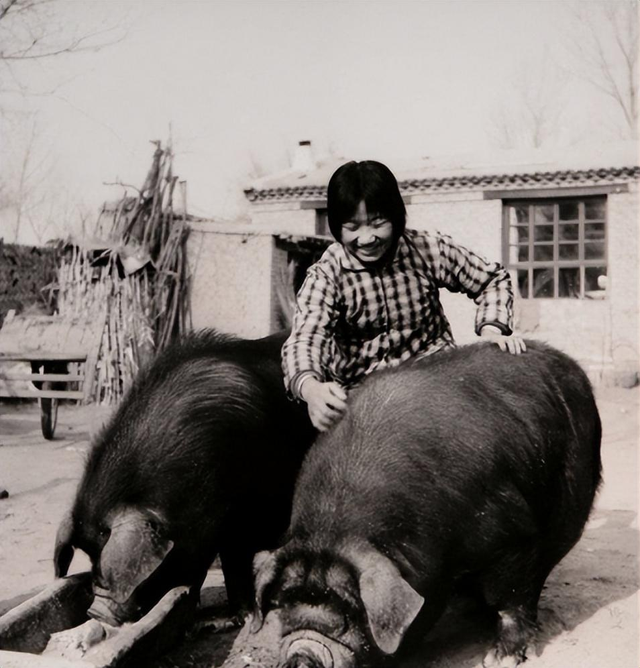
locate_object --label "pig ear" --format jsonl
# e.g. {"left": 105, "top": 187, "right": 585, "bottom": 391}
{"left": 101, "top": 507, "right": 174, "bottom": 604}
{"left": 353, "top": 550, "right": 424, "bottom": 655}
{"left": 54, "top": 512, "right": 75, "bottom": 578}
{"left": 250, "top": 549, "right": 280, "bottom": 633}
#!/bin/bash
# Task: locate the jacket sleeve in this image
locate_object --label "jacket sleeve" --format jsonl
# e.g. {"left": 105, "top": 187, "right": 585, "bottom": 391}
{"left": 434, "top": 233, "right": 514, "bottom": 336}
{"left": 281, "top": 264, "right": 340, "bottom": 399}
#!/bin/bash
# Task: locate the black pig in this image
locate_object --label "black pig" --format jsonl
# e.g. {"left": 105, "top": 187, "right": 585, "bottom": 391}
{"left": 54, "top": 329, "right": 314, "bottom": 626}
{"left": 253, "top": 341, "right": 602, "bottom": 668}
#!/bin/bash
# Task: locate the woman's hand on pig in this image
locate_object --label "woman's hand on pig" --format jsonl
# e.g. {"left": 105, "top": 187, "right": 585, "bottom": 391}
{"left": 480, "top": 325, "right": 527, "bottom": 355}
{"left": 300, "top": 378, "right": 348, "bottom": 432}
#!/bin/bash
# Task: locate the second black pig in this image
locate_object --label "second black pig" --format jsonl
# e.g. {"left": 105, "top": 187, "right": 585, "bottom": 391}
{"left": 253, "top": 340, "right": 602, "bottom": 668}
{"left": 54, "top": 329, "right": 315, "bottom": 626}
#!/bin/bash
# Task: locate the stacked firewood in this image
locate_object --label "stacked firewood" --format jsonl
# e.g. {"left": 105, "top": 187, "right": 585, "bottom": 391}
{"left": 56, "top": 141, "right": 191, "bottom": 404}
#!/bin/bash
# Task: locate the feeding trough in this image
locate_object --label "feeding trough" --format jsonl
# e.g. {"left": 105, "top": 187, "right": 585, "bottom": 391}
{"left": 0, "top": 573, "right": 195, "bottom": 667}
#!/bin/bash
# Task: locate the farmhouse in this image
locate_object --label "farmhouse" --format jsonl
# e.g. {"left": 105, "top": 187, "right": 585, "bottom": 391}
{"left": 188, "top": 140, "right": 639, "bottom": 386}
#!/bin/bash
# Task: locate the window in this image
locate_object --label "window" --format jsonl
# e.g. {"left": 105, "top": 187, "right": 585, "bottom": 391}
{"left": 504, "top": 197, "right": 607, "bottom": 299}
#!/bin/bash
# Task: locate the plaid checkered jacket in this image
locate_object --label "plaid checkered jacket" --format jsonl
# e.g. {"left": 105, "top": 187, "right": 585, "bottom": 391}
{"left": 282, "top": 229, "right": 514, "bottom": 397}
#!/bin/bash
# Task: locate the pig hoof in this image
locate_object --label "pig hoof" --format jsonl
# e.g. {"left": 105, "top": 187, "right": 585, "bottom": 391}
{"left": 482, "top": 648, "right": 523, "bottom": 668}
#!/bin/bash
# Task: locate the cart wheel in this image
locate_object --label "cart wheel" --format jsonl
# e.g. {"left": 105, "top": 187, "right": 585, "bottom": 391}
{"left": 41, "top": 382, "right": 59, "bottom": 440}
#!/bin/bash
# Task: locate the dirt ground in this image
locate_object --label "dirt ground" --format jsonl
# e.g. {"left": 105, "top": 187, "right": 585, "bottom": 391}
{"left": 0, "top": 386, "right": 638, "bottom": 667}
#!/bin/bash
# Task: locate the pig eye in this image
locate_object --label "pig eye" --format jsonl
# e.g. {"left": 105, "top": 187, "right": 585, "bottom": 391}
{"left": 147, "top": 519, "right": 163, "bottom": 536}
{"left": 98, "top": 525, "right": 111, "bottom": 539}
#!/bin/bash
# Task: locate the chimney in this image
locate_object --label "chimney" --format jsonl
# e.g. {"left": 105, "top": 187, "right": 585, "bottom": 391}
{"left": 292, "top": 140, "right": 315, "bottom": 172}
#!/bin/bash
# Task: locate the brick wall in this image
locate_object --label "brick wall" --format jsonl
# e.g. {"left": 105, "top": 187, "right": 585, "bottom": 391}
{"left": 187, "top": 226, "right": 274, "bottom": 338}
{"left": 607, "top": 187, "right": 639, "bottom": 383}
{"left": 407, "top": 192, "right": 502, "bottom": 346}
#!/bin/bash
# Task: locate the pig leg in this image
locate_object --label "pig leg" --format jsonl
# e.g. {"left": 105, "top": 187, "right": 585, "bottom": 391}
{"left": 219, "top": 545, "right": 255, "bottom": 619}
{"left": 479, "top": 545, "right": 551, "bottom": 668}
{"left": 196, "top": 548, "right": 253, "bottom": 634}
{"left": 481, "top": 606, "right": 536, "bottom": 668}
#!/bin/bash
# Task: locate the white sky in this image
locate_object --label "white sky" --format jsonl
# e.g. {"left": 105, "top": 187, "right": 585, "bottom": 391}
{"left": 0, "top": 0, "right": 632, "bottom": 244}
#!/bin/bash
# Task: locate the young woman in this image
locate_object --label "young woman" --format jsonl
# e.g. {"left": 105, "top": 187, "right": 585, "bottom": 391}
{"left": 282, "top": 160, "right": 525, "bottom": 431}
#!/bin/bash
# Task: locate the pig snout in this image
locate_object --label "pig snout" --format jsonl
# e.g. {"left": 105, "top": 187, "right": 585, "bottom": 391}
{"left": 280, "top": 631, "right": 355, "bottom": 668}
{"left": 88, "top": 506, "right": 174, "bottom": 624}
{"left": 87, "top": 587, "right": 130, "bottom": 626}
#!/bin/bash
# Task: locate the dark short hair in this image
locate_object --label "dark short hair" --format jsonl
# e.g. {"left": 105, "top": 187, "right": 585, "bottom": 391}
{"left": 326, "top": 161, "right": 406, "bottom": 241}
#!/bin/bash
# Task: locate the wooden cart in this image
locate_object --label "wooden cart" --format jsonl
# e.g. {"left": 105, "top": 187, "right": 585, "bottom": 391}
{"left": 0, "top": 310, "right": 105, "bottom": 439}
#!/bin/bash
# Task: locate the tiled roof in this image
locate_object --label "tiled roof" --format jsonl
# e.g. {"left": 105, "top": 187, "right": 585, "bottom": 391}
{"left": 400, "top": 166, "right": 640, "bottom": 193}
{"left": 245, "top": 165, "right": 640, "bottom": 202}
{"left": 244, "top": 141, "right": 639, "bottom": 203}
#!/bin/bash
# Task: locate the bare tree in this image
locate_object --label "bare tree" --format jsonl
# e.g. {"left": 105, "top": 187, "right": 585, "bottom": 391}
{"left": 564, "top": 1, "right": 638, "bottom": 139}
{"left": 10, "top": 113, "right": 58, "bottom": 242}
{"left": 0, "top": 0, "right": 128, "bottom": 243}
{"left": 0, "top": 0, "right": 124, "bottom": 65}
{"left": 488, "top": 52, "right": 568, "bottom": 149}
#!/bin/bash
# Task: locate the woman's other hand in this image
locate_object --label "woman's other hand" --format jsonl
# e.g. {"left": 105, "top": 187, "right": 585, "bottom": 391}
{"left": 300, "top": 378, "right": 348, "bottom": 432}
{"left": 480, "top": 325, "right": 527, "bottom": 355}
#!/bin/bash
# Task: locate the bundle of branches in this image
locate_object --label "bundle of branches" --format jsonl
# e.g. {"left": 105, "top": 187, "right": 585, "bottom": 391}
{"left": 97, "top": 140, "right": 191, "bottom": 350}
{"left": 56, "top": 140, "right": 191, "bottom": 404}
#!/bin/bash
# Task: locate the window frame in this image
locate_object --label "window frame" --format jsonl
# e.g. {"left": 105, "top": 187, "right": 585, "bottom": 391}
{"left": 502, "top": 196, "right": 608, "bottom": 300}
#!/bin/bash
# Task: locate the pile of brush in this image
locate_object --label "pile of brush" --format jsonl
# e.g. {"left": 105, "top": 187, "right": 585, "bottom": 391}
{"left": 56, "top": 141, "right": 191, "bottom": 404}
{"left": 0, "top": 242, "right": 60, "bottom": 326}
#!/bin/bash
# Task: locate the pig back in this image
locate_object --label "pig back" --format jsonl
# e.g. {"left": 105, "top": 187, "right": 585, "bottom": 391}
{"left": 72, "top": 329, "right": 310, "bottom": 548}
{"left": 288, "top": 340, "right": 601, "bottom": 578}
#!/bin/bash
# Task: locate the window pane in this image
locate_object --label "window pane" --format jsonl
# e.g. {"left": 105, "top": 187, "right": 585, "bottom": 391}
{"left": 509, "top": 205, "right": 529, "bottom": 224}
{"left": 585, "top": 222, "right": 605, "bottom": 240}
{"left": 585, "top": 266, "right": 607, "bottom": 298}
{"left": 534, "top": 244, "right": 554, "bottom": 261}
{"left": 509, "top": 244, "right": 529, "bottom": 263}
{"left": 559, "top": 202, "right": 579, "bottom": 220}
{"left": 533, "top": 268, "right": 554, "bottom": 297}
{"left": 558, "top": 267, "right": 580, "bottom": 298}
{"left": 585, "top": 199, "right": 605, "bottom": 220}
{"left": 509, "top": 225, "right": 529, "bottom": 245}
{"left": 559, "top": 244, "right": 579, "bottom": 260}
{"left": 534, "top": 225, "right": 554, "bottom": 242}
{"left": 517, "top": 269, "right": 530, "bottom": 298}
{"left": 534, "top": 204, "right": 554, "bottom": 223}
{"left": 585, "top": 241, "right": 605, "bottom": 260}
{"left": 559, "top": 223, "right": 579, "bottom": 241}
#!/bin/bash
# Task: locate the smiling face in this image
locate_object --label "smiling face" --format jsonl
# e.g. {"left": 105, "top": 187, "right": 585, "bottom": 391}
{"left": 341, "top": 201, "right": 394, "bottom": 265}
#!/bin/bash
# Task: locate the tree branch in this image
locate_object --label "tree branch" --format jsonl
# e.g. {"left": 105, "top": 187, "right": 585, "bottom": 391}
{"left": 1, "top": 23, "right": 126, "bottom": 60}
{"left": 0, "top": 0, "right": 20, "bottom": 22}
{"left": 103, "top": 180, "right": 143, "bottom": 196}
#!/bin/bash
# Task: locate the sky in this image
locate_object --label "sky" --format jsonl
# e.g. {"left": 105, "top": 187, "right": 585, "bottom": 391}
{"left": 0, "top": 0, "right": 634, "bottom": 245}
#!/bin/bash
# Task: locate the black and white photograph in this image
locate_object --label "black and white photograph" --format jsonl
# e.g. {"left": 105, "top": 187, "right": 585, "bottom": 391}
{"left": 0, "top": 1, "right": 638, "bottom": 666}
